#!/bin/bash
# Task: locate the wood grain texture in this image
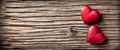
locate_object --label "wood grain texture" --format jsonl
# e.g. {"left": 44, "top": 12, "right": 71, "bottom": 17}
{"left": 0, "top": 0, "right": 120, "bottom": 50}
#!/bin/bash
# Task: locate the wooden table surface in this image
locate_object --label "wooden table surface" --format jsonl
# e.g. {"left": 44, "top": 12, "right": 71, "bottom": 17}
{"left": 0, "top": 0, "right": 120, "bottom": 50}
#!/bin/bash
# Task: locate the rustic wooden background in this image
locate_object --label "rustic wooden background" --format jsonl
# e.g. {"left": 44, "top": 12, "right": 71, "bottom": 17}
{"left": 0, "top": 0, "right": 120, "bottom": 50}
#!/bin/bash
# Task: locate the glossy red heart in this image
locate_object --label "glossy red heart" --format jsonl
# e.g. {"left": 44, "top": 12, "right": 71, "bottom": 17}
{"left": 81, "top": 5, "right": 99, "bottom": 24}
{"left": 86, "top": 25, "right": 105, "bottom": 44}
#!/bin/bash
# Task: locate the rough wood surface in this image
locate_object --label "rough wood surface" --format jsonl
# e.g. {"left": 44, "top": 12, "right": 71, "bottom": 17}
{"left": 0, "top": 0, "right": 120, "bottom": 50}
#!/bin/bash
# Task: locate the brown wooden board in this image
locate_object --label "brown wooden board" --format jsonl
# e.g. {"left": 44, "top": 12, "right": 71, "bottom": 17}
{"left": 0, "top": 0, "right": 120, "bottom": 50}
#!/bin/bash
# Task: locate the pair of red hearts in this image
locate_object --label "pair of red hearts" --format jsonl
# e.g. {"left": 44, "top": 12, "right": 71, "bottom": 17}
{"left": 80, "top": 5, "right": 105, "bottom": 44}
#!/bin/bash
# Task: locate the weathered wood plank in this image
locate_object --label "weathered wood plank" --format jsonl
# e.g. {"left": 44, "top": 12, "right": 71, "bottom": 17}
{"left": 5, "top": 6, "right": 120, "bottom": 13}
{"left": 0, "top": 0, "right": 120, "bottom": 50}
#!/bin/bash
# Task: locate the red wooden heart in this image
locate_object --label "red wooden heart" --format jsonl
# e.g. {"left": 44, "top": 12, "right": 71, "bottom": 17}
{"left": 81, "top": 5, "right": 99, "bottom": 24}
{"left": 86, "top": 25, "right": 105, "bottom": 44}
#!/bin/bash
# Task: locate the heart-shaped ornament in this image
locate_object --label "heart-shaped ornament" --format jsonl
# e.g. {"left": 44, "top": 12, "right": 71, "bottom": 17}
{"left": 86, "top": 25, "right": 105, "bottom": 44}
{"left": 81, "top": 5, "right": 99, "bottom": 24}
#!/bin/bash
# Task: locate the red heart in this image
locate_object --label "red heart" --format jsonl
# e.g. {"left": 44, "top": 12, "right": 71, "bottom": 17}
{"left": 86, "top": 25, "right": 105, "bottom": 44}
{"left": 81, "top": 5, "right": 99, "bottom": 24}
